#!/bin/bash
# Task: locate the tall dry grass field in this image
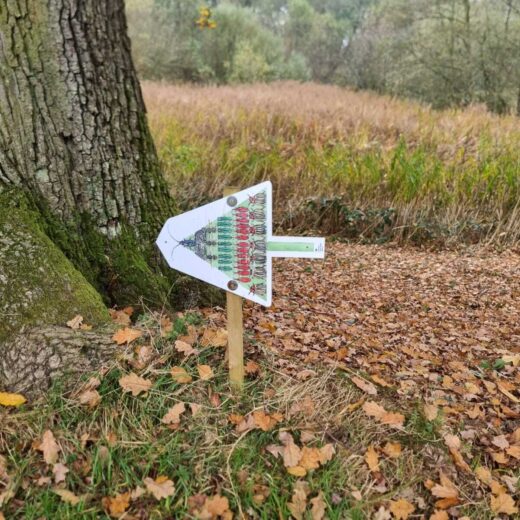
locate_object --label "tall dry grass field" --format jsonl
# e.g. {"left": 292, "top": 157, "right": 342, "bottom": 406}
{"left": 143, "top": 81, "right": 520, "bottom": 246}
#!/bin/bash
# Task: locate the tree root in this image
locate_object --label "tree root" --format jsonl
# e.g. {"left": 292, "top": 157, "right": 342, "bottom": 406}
{"left": 0, "top": 327, "right": 116, "bottom": 398}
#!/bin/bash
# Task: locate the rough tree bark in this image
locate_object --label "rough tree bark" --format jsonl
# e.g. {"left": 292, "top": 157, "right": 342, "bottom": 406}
{"left": 0, "top": 0, "right": 203, "bottom": 393}
{"left": 0, "top": 0, "right": 172, "bottom": 237}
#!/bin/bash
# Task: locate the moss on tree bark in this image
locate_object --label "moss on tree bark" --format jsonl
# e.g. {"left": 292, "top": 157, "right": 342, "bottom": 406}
{"left": 0, "top": 192, "right": 109, "bottom": 345}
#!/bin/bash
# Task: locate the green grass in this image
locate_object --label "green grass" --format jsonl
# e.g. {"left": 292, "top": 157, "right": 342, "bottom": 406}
{"left": 0, "top": 313, "right": 499, "bottom": 518}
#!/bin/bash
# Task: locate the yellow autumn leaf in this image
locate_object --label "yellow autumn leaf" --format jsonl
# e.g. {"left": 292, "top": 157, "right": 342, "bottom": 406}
{"left": 0, "top": 392, "right": 26, "bottom": 407}
{"left": 287, "top": 465, "right": 307, "bottom": 477}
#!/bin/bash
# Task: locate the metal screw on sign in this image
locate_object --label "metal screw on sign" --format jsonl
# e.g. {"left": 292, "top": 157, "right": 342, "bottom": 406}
{"left": 156, "top": 181, "right": 325, "bottom": 390}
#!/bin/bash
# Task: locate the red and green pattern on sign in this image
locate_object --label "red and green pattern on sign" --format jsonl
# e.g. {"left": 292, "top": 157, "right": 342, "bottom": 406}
{"left": 182, "top": 191, "right": 268, "bottom": 298}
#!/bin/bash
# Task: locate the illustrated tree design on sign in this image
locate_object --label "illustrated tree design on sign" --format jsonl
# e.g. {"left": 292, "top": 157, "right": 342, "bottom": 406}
{"left": 180, "top": 190, "right": 268, "bottom": 297}
{"left": 157, "top": 182, "right": 324, "bottom": 306}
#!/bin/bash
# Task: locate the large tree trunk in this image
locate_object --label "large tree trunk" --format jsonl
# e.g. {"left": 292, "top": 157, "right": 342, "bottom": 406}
{"left": 0, "top": 1, "right": 205, "bottom": 394}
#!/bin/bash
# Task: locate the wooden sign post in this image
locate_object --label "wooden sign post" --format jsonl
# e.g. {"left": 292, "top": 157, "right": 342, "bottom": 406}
{"left": 156, "top": 181, "right": 325, "bottom": 390}
{"left": 223, "top": 186, "right": 244, "bottom": 390}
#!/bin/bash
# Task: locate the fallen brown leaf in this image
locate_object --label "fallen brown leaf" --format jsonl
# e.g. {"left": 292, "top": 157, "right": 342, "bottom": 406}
{"left": 365, "top": 445, "right": 379, "bottom": 472}
{"left": 352, "top": 376, "right": 378, "bottom": 395}
{"left": 37, "top": 430, "right": 60, "bottom": 465}
{"left": 112, "top": 327, "right": 143, "bottom": 345}
{"left": 102, "top": 491, "right": 131, "bottom": 518}
{"left": 389, "top": 498, "right": 415, "bottom": 520}
{"left": 490, "top": 493, "right": 518, "bottom": 515}
{"left": 144, "top": 476, "right": 175, "bottom": 500}
{"left": 170, "top": 366, "right": 192, "bottom": 384}
{"left": 119, "top": 373, "right": 152, "bottom": 396}
{"left": 161, "top": 402, "right": 186, "bottom": 426}
{"left": 197, "top": 364, "right": 214, "bottom": 380}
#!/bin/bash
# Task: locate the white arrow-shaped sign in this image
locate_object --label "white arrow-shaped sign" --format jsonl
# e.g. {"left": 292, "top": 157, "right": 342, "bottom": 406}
{"left": 156, "top": 181, "right": 324, "bottom": 306}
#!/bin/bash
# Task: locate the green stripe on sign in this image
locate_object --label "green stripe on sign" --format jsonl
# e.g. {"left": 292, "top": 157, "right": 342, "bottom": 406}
{"left": 267, "top": 241, "right": 315, "bottom": 252}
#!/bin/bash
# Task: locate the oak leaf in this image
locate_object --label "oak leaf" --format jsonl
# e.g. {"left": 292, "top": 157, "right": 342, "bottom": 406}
{"left": 245, "top": 360, "right": 260, "bottom": 375}
{"left": 299, "top": 447, "right": 321, "bottom": 470}
{"left": 197, "top": 364, "right": 214, "bottom": 380}
{"left": 365, "top": 445, "right": 379, "bottom": 472}
{"left": 200, "top": 327, "right": 228, "bottom": 347}
{"left": 253, "top": 410, "right": 282, "bottom": 431}
{"left": 279, "top": 432, "right": 302, "bottom": 468}
{"left": 108, "top": 309, "right": 131, "bottom": 326}
{"left": 423, "top": 404, "right": 438, "bottom": 421}
{"left": 475, "top": 466, "right": 492, "bottom": 485}
{"left": 66, "top": 315, "right": 83, "bottom": 329}
{"left": 102, "top": 492, "right": 131, "bottom": 518}
{"left": 383, "top": 442, "right": 402, "bottom": 459}
{"left": 491, "top": 451, "right": 508, "bottom": 464}
{"left": 430, "top": 511, "right": 449, "bottom": 520}
{"left": 318, "top": 444, "right": 335, "bottom": 464}
{"left": 78, "top": 389, "right": 101, "bottom": 408}
{"left": 389, "top": 498, "right": 415, "bottom": 520}
{"left": 161, "top": 402, "right": 186, "bottom": 426}
{"left": 52, "top": 463, "right": 69, "bottom": 484}
{"left": 144, "top": 476, "right": 175, "bottom": 500}
{"left": 112, "top": 327, "right": 142, "bottom": 345}
{"left": 362, "top": 400, "right": 386, "bottom": 419}
{"left": 352, "top": 376, "right": 378, "bottom": 395}
{"left": 506, "top": 445, "right": 520, "bottom": 459}
{"left": 380, "top": 412, "right": 405, "bottom": 427}
{"left": 53, "top": 488, "right": 81, "bottom": 505}
{"left": 204, "top": 494, "right": 230, "bottom": 516}
{"left": 492, "top": 434, "right": 509, "bottom": 450}
{"left": 37, "top": 430, "right": 60, "bottom": 465}
{"left": 490, "top": 493, "right": 518, "bottom": 515}
{"left": 371, "top": 374, "right": 392, "bottom": 387}
{"left": 175, "top": 340, "right": 198, "bottom": 357}
{"left": 430, "top": 472, "right": 459, "bottom": 502}
{"left": 310, "top": 491, "right": 326, "bottom": 520}
{"left": 287, "top": 480, "right": 309, "bottom": 520}
{"left": 170, "top": 366, "right": 192, "bottom": 384}
{"left": 119, "top": 373, "right": 152, "bottom": 396}
{"left": 443, "top": 434, "right": 460, "bottom": 449}
{"left": 490, "top": 480, "right": 507, "bottom": 495}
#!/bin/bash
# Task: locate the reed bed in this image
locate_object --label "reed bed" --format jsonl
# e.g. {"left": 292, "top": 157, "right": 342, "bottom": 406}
{"left": 143, "top": 81, "right": 520, "bottom": 246}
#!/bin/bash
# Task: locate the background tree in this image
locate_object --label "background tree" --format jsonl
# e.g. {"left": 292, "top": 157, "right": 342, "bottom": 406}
{"left": 126, "top": 0, "right": 520, "bottom": 114}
